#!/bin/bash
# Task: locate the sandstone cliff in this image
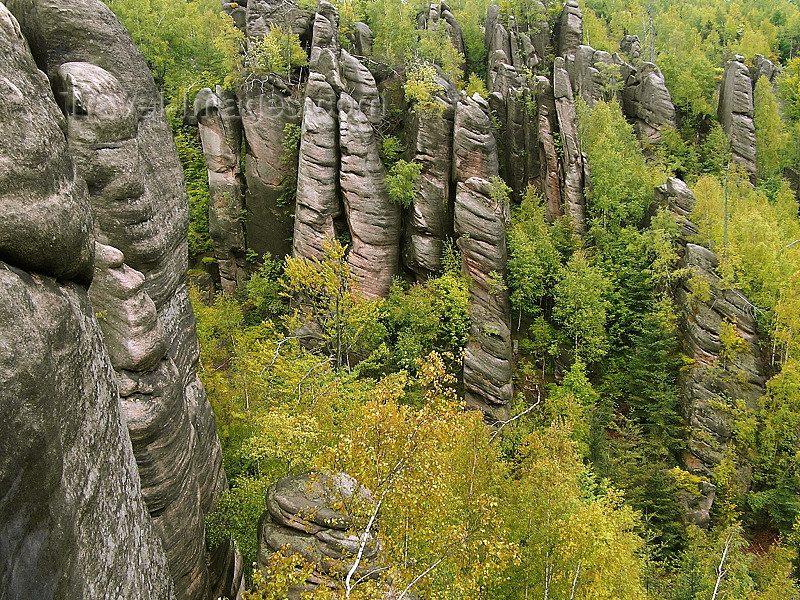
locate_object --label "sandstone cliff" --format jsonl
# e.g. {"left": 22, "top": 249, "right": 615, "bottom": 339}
{"left": 3, "top": 0, "right": 236, "bottom": 597}
{"left": 0, "top": 5, "right": 174, "bottom": 598}
{"left": 657, "top": 178, "right": 765, "bottom": 527}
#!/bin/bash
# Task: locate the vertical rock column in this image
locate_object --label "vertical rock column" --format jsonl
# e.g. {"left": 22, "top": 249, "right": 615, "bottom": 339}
{"left": 553, "top": 57, "right": 587, "bottom": 233}
{"left": 339, "top": 92, "right": 401, "bottom": 298}
{"left": 657, "top": 178, "right": 765, "bottom": 527}
{"left": 293, "top": 0, "right": 400, "bottom": 297}
{"left": 718, "top": 56, "right": 757, "bottom": 178}
{"left": 535, "top": 74, "right": 565, "bottom": 220}
{"left": 484, "top": 3, "right": 545, "bottom": 201}
{"left": 403, "top": 72, "right": 458, "bottom": 279}
{"left": 293, "top": 0, "right": 343, "bottom": 261}
{"left": 239, "top": 0, "right": 312, "bottom": 258}
{"left": 0, "top": 5, "right": 174, "bottom": 597}
{"left": 195, "top": 86, "right": 247, "bottom": 294}
{"left": 453, "top": 93, "right": 513, "bottom": 421}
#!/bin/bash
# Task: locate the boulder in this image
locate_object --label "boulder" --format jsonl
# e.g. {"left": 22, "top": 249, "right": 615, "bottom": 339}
{"left": 257, "top": 472, "right": 381, "bottom": 598}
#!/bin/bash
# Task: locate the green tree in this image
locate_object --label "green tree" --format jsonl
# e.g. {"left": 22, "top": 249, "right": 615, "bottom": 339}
{"left": 104, "top": 0, "right": 242, "bottom": 101}
{"left": 282, "top": 238, "right": 384, "bottom": 370}
{"left": 755, "top": 77, "right": 791, "bottom": 180}
{"left": 245, "top": 24, "right": 308, "bottom": 83}
{"left": 552, "top": 251, "right": 610, "bottom": 362}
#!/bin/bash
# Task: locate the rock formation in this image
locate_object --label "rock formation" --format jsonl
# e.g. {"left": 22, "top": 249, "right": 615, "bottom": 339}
{"left": 657, "top": 178, "right": 765, "bottom": 527}
{"left": 5, "top": 0, "right": 235, "bottom": 596}
{"left": 534, "top": 75, "right": 565, "bottom": 220}
{"left": 403, "top": 71, "right": 458, "bottom": 279}
{"left": 484, "top": 2, "right": 546, "bottom": 201}
{"left": 718, "top": 56, "right": 757, "bottom": 178}
{"left": 752, "top": 54, "right": 779, "bottom": 85}
{"left": 621, "top": 61, "right": 678, "bottom": 145}
{"left": 195, "top": 86, "right": 247, "bottom": 294}
{"left": 556, "top": 0, "right": 582, "bottom": 58}
{"left": 258, "top": 472, "right": 381, "bottom": 598}
{"left": 454, "top": 94, "right": 514, "bottom": 421}
{"left": 339, "top": 92, "right": 402, "bottom": 298}
{"left": 0, "top": 5, "right": 174, "bottom": 597}
{"left": 237, "top": 0, "right": 312, "bottom": 259}
{"left": 418, "top": 1, "right": 467, "bottom": 61}
{"left": 553, "top": 57, "right": 588, "bottom": 233}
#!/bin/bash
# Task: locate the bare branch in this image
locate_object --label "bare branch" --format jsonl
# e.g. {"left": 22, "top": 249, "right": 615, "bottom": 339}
{"left": 490, "top": 388, "right": 542, "bottom": 443}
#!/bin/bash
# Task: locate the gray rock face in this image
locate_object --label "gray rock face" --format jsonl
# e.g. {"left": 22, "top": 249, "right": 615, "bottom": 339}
{"left": 534, "top": 75, "right": 565, "bottom": 220}
{"left": 752, "top": 54, "right": 778, "bottom": 84}
{"left": 566, "top": 44, "right": 624, "bottom": 107}
{"left": 453, "top": 94, "right": 513, "bottom": 420}
{"left": 6, "top": 0, "right": 230, "bottom": 596}
{"left": 718, "top": 56, "right": 757, "bottom": 177}
{"left": 557, "top": 0, "right": 582, "bottom": 58}
{"left": 654, "top": 177, "right": 698, "bottom": 239}
{"left": 294, "top": 74, "right": 342, "bottom": 261}
{"left": 350, "top": 22, "right": 373, "bottom": 56}
{"left": 239, "top": 82, "right": 301, "bottom": 258}
{"left": 195, "top": 87, "right": 247, "bottom": 294}
{"left": 553, "top": 58, "right": 587, "bottom": 233}
{"left": 418, "top": 1, "right": 466, "bottom": 61}
{"left": 0, "top": 10, "right": 94, "bottom": 285}
{"left": 247, "top": 0, "right": 313, "bottom": 40}
{"left": 484, "top": 3, "right": 545, "bottom": 201}
{"left": 258, "top": 472, "right": 381, "bottom": 598}
{"left": 339, "top": 92, "right": 401, "bottom": 298}
{"left": 621, "top": 62, "right": 677, "bottom": 144}
{"left": 89, "top": 243, "right": 166, "bottom": 373}
{"left": 620, "top": 34, "right": 640, "bottom": 61}
{"left": 657, "top": 178, "right": 765, "bottom": 527}
{"left": 0, "top": 6, "right": 173, "bottom": 598}
{"left": 403, "top": 73, "right": 458, "bottom": 279}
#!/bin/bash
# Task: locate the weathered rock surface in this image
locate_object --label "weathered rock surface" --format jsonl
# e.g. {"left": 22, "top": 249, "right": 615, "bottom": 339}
{"left": 553, "top": 57, "right": 587, "bottom": 233}
{"left": 620, "top": 34, "right": 640, "bottom": 61}
{"left": 484, "top": 4, "right": 545, "bottom": 201}
{"left": 340, "top": 92, "right": 401, "bottom": 298}
{"left": 453, "top": 94, "right": 513, "bottom": 420}
{"left": 556, "top": 0, "right": 582, "bottom": 58}
{"left": 534, "top": 75, "right": 565, "bottom": 220}
{"left": 294, "top": 74, "right": 342, "bottom": 261}
{"left": 403, "top": 72, "right": 458, "bottom": 279}
{"left": 418, "top": 1, "right": 466, "bottom": 62}
{"left": 195, "top": 86, "right": 247, "bottom": 294}
{"left": 6, "top": 0, "right": 231, "bottom": 596}
{"left": 258, "top": 472, "right": 381, "bottom": 598}
{"left": 89, "top": 243, "right": 166, "bottom": 373}
{"left": 718, "top": 56, "right": 757, "bottom": 177}
{"left": 752, "top": 54, "right": 778, "bottom": 84}
{"left": 0, "top": 6, "right": 174, "bottom": 597}
{"left": 657, "top": 178, "right": 765, "bottom": 527}
{"left": 566, "top": 44, "right": 623, "bottom": 106}
{"left": 0, "top": 9, "right": 94, "bottom": 285}
{"left": 239, "top": 81, "right": 301, "bottom": 258}
{"left": 621, "top": 61, "right": 677, "bottom": 145}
